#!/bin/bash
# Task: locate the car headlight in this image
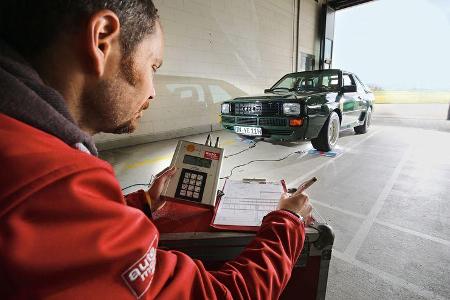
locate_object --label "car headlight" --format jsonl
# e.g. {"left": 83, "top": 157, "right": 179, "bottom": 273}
{"left": 221, "top": 103, "right": 230, "bottom": 114}
{"left": 283, "top": 103, "right": 300, "bottom": 115}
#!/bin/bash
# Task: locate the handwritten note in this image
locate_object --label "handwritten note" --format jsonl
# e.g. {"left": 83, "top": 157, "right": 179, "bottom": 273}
{"left": 213, "top": 180, "right": 282, "bottom": 227}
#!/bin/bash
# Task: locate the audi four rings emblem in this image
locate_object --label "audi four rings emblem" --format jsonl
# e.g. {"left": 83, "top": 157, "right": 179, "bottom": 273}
{"left": 242, "top": 104, "right": 261, "bottom": 113}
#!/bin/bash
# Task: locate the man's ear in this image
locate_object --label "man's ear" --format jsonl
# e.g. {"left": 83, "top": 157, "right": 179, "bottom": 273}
{"left": 86, "top": 10, "right": 121, "bottom": 77}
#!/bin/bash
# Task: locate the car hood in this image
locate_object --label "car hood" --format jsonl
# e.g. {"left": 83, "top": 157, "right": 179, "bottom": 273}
{"left": 230, "top": 90, "right": 323, "bottom": 102}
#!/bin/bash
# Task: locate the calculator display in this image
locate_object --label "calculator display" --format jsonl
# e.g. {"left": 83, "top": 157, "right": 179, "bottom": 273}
{"left": 183, "top": 154, "right": 212, "bottom": 168}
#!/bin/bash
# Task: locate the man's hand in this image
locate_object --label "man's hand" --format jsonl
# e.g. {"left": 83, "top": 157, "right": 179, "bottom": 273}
{"left": 146, "top": 166, "right": 177, "bottom": 212}
{"left": 278, "top": 191, "right": 313, "bottom": 226}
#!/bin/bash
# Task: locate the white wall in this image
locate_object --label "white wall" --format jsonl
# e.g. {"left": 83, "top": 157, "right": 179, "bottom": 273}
{"left": 95, "top": 0, "right": 322, "bottom": 150}
{"left": 299, "top": 0, "right": 321, "bottom": 56}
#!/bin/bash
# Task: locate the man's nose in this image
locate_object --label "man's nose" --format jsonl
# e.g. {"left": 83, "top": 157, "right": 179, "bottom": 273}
{"left": 148, "top": 86, "right": 156, "bottom": 101}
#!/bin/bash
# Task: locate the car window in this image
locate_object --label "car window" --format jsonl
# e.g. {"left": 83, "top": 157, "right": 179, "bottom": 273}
{"left": 321, "top": 74, "right": 340, "bottom": 89}
{"left": 354, "top": 75, "right": 372, "bottom": 93}
{"left": 299, "top": 77, "right": 319, "bottom": 89}
{"left": 275, "top": 77, "right": 296, "bottom": 89}
{"left": 343, "top": 74, "right": 354, "bottom": 86}
{"left": 352, "top": 75, "right": 365, "bottom": 93}
{"left": 272, "top": 71, "right": 341, "bottom": 91}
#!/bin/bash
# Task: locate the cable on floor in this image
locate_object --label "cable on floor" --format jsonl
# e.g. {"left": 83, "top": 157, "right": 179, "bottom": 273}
{"left": 224, "top": 140, "right": 258, "bottom": 159}
{"left": 121, "top": 183, "right": 149, "bottom": 191}
{"left": 121, "top": 175, "right": 156, "bottom": 191}
{"left": 220, "top": 149, "right": 306, "bottom": 180}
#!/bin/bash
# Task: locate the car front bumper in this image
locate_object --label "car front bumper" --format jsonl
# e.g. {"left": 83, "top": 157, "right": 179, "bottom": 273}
{"left": 221, "top": 115, "right": 309, "bottom": 141}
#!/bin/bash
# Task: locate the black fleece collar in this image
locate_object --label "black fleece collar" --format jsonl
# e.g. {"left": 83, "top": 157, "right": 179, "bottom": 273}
{"left": 0, "top": 40, "right": 98, "bottom": 156}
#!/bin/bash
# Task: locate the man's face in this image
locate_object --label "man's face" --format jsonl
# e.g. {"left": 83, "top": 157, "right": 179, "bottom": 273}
{"left": 82, "top": 21, "right": 164, "bottom": 134}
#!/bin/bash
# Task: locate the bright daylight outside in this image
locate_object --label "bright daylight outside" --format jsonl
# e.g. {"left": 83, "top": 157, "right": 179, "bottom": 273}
{"left": 334, "top": 0, "right": 450, "bottom": 124}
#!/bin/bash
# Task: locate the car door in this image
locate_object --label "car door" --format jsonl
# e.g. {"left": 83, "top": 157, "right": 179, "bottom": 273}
{"left": 340, "top": 73, "right": 359, "bottom": 126}
{"left": 354, "top": 74, "right": 373, "bottom": 112}
{"left": 352, "top": 74, "right": 368, "bottom": 120}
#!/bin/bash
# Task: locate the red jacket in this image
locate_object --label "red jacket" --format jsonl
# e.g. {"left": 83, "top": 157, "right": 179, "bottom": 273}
{"left": 0, "top": 113, "right": 305, "bottom": 299}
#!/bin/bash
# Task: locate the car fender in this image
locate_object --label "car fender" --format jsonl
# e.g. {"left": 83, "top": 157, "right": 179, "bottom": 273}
{"left": 304, "top": 93, "right": 340, "bottom": 139}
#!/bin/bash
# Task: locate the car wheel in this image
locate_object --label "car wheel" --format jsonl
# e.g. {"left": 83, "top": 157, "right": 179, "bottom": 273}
{"left": 354, "top": 107, "right": 372, "bottom": 134}
{"left": 447, "top": 102, "right": 450, "bottom": 120}
{"left": 311, "top": 111, "right": 340, "bottom": 152}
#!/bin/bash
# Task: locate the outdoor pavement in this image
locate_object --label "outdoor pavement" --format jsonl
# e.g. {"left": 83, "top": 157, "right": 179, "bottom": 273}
{"left": 373, "top": 104, "right": 450, "bottom": 133}
{"left": 100, "top": 104, "right": 450, "bottom": 300}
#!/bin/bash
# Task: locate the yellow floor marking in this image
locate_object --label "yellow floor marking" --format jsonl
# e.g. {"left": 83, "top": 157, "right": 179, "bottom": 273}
{"left": 126, "top": 154, "right": 172, "bottom": 170}
{"left": 221, "top": 139, "right": 235, "bottom": 146}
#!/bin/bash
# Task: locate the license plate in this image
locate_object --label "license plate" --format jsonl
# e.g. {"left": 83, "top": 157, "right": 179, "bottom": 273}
{"left": 234, "top": 126, "right": 262, "bottom": 136}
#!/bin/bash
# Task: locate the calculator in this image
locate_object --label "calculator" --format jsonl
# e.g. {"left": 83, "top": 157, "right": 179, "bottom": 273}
{"left": 162, "top": 140, "right": 223, "bottom": 207}
{"left": 176, "top": 169, "right": 207, "bottom": 202}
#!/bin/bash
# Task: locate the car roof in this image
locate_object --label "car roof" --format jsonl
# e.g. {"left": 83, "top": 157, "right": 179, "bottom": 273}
{"left": 285, "top": 69, "right": 344, "bottom": 76}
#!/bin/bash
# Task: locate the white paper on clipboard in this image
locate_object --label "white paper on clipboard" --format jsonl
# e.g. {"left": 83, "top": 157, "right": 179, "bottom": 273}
{"left": 213, "top": 180, "right": 282, "bottom": 227}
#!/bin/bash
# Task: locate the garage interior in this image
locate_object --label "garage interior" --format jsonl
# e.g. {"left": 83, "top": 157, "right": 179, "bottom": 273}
{"left": 97, "top": 0, "right": 450, "bottom": 299}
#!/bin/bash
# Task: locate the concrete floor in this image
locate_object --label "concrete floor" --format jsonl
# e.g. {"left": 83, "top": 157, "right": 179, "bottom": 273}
{"left": 100, "top": 114, "right": 450, "bottom": 299}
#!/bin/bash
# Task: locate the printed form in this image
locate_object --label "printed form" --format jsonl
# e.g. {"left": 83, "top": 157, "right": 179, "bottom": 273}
{"left": 213, "top": 180, "right": 282, "bottom": 227}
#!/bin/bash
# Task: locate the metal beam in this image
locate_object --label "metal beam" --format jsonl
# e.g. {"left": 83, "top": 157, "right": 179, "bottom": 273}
{"left": 328, "top": 0, "right": 374, "bottom": 10}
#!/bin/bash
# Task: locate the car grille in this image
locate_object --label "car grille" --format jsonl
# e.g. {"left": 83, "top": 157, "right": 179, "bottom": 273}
{"left": 259, "top": 118, "right": 287, "bottom": 127}
{"left": 232, "top": 102, "right": 282, "bottom": 116}
{"left": 223, "top": 116, "right": 287, "bottom": 127}
{"left": 265, "top": 129, "right": 293, "bottom": 135}
{"left": 234, "top": 103, "right": 262, "bottom": 115}
{"left": 221, "top": 116, "right": 235, "bottom": 123}
{"left": 236, "top": 117, "right": 257, "bottom": 125}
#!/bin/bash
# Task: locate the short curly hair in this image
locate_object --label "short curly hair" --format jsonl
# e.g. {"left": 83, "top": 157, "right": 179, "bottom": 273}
{"left": 0, "top": 0, "right": 159, "bottom": 59}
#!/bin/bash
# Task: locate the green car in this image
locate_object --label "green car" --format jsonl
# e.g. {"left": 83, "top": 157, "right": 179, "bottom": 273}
{"left": 220, "top": 69, "right": 374, "bottom": 151}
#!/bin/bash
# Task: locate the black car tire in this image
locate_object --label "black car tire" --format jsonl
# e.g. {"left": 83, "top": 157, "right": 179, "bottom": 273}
{"left": 311, "top": 111, "right": 340, "bottom": 152}
{"left": 447, "top": 102, "right": 450, "bottom": 120}
{"left": 354, "top": 107, "right": 372, "bottom": 134}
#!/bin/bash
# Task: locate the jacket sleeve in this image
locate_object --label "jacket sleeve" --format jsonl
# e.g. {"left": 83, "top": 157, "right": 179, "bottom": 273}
{"left": 125, "top": 189, "right": 153, "bottom": 219}
{"left": 153, "top": 210, "right": 305, "bottom": 300}
{"left": 2, "top": 165, "right": 304, "bottom": 300}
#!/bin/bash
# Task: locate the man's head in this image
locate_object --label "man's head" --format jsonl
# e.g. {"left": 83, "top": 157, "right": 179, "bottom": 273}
{"left": 0, "top": 1, "right": 163, "bottom": 134}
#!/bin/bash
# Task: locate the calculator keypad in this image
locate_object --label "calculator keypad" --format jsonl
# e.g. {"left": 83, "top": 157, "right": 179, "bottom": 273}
{"left": 175, "top": 169, "right": 207, "bottom": 203}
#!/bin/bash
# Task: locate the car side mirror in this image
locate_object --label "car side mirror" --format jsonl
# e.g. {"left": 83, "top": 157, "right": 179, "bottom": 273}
{"left": 341, "top": 85, "right": 357, "bottom": 93}
{"left": 264, "top": 89, "right": 271, "bottom": 93}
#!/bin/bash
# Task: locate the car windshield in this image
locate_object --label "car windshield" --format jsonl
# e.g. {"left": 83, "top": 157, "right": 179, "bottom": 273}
{"left": 270, "top": 71, "right": 341, "bottom": 92}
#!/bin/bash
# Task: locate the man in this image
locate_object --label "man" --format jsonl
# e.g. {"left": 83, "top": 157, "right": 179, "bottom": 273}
{"left": 0, "top": 1, "right": 313, "bottom": 299}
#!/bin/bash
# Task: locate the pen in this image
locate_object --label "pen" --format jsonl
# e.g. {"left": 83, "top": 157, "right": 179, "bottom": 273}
{"left": 298, "top": 177, "right": 318, "bottom": 223}
{"left": 281, "top": 177, "right": 317, "bottom": 193}
{"left": 298, "top": 177, "right": 317, "bottom": 193}
{"left": 280, "top": 179, "right": 288, "bottom": 193}
{"left": 284, "top": 177, "right": 318, "bottom": 224}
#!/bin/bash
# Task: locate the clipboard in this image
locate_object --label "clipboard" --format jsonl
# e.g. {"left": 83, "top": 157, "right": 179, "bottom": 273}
{"left": 210, "top": 178, "right": 283, "bottom": 232}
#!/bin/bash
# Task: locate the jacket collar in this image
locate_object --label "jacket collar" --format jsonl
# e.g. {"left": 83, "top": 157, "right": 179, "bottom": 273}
{"left": 0, "top": 40, "right": 98, "bottom": 156}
